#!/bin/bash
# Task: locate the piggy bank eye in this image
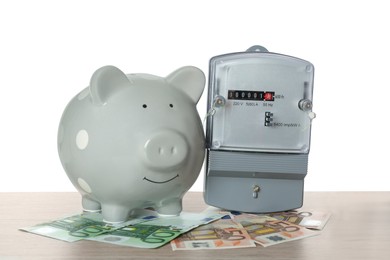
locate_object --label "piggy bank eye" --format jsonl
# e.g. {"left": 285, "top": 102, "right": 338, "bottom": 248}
{"left": 142, "top": 104, "right": 147, "bottom": 108}
{"left": 169, "top": 104, "right": 174, "bottom": 108}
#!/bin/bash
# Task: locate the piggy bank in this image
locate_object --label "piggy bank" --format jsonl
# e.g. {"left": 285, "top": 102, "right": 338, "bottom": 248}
{"left": 58, "top": 65, "right": 205, "bottom": 223}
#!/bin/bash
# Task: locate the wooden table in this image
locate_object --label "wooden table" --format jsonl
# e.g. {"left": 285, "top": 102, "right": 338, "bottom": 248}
{"left": 1, "top": 192, "right": 389, "bottom": 259}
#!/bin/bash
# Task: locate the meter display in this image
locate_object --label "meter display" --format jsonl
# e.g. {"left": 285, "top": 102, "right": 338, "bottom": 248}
{"left": 227, "top": 90, "right": 275, "bottom": 101}
{"left": 204, "top": 45, "right": 315, "bottom": 213}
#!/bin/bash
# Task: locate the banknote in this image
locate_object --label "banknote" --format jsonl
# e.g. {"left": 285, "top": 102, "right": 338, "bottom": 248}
{"left": 88, "top": 212, "right": 226, "bottom": 248}
{"left": 266, "top": 210, "right": 331, "bottom": 230}
{"left": 204, "top": 206, "right": 331, "bottom": 230}
{"left": 20, "top": 211, "right": 156, "bottom": 242}
{"left": 170, "top": 215, "right": 256, "bottom": 250}
{"left": 234, "top": 214, "right": 319, "bottom": 247}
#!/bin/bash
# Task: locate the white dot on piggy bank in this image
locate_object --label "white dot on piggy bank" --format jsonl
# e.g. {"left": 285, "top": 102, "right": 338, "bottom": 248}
{"left": 76, "top": 129, "right": 89, "bottom": 150}
{"left": 78, "top": 178, "right": 92, "bottom": 193}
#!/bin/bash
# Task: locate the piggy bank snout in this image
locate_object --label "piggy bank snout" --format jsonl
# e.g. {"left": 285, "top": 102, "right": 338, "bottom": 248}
{"left": 144, "top": 131, "right": 189, "bottom": 170}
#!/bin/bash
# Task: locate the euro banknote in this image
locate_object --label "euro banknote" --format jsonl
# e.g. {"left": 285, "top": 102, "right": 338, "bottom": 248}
{"left": 266, "top": 210, "right": 331, "bottom": 230}
{"left": 87, "top": 212, "right": 226, "bottom": 248}
{"left": 170, "top": 215, "right": 256, "bottom": 250}
{"left": 204, "top": 207, "right": 331, "bottom": 230}
{"left": 20, "top": 211, "right": 160, "bottom": 242}
{"left": 234, "top": 214, "right": 319, "bottom": 247}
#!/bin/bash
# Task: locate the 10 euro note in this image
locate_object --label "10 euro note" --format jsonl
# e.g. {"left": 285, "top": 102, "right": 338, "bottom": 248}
{"left": 234, "top": 214, "right": 319, "bottom": 247}
{"left": 88, "top": 212, "right": 226, "bottom": 248}
{"left": 19, "top": 212, "right": 152, "bottom": 242}
{"left": 171, "top": 215, "right": 256, "bottom": 250}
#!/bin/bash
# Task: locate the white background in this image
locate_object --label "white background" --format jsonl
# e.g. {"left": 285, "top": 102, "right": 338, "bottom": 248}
{"left": 1, "top": 0, "right": 389, "bottom": 192}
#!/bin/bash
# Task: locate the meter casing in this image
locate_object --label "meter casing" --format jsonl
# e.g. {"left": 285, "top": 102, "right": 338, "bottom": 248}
{"left": 204, "top": 46, "right": 315, "bottom": 213}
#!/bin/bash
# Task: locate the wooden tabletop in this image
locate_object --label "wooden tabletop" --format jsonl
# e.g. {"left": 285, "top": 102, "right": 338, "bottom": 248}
{"left": 1, "top": 192, "right": 389, "bottom": 259}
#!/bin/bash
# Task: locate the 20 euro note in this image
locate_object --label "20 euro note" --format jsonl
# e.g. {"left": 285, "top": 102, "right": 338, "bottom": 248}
{"left": 266, "top": 210, "right": 331, "bottom": 230}
{"left": 19, "top": 212, "right": 153, "bottom": 242}
{"left": 171, "top": 215, "right": 256, "bottom": 250}
{"left": 88, "top": 212, "right": 226, "bottom": 248}
{"left": 234, "top": 214, "right": 319, "bottom": 247}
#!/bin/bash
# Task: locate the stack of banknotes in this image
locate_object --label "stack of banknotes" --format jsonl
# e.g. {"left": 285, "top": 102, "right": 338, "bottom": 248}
{"left": 20, "top": 208, "right": 330, "bottom": 250}
{"left": 171, "top": 208, "right": 331, "bottom": 250}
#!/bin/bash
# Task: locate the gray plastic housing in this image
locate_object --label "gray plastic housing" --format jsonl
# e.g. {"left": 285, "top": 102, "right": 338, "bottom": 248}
{"left": 204, "top": 46, "right": 315, "bottom": 213}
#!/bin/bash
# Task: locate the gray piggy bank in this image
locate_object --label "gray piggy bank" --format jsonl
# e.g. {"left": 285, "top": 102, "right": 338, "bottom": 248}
{"left": 58, "top": 65, "right": 205, "bottom": 223}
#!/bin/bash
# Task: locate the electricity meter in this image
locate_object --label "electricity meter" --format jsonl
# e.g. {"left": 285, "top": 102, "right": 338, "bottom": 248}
{"left": 204, "top": 45, "right": 315, "bottom": 212}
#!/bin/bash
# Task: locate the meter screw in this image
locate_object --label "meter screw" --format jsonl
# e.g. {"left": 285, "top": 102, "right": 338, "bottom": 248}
{"left": 298, "top": 99, "right": 313, "bottom": 111}
{"left": 252, "top": 185, "right": 261, "bottom": 199}
{"left": 204, "top": 95, "right": 226, "bottom": 123}
{"left": 298, "top": 99, "right": 316, "bottom": 122}
{"left": 214, "top": 95, "right": 226, "bottom": 108}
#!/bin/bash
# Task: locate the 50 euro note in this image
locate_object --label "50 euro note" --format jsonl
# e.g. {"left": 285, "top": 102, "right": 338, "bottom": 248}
{"left": 204, "top": 206, "right": 331, "bottom": 231}
{"left": 19, "top": 211, "right": 156, "bottom": 242}
{"left": 170, "top": 215, "right": 256, "bottom": 250}
{"left": 87, "top": 212, "right": 226, "bottom": 248}
{"left": 266, "top": 210, "right": 331, "bottom": 230}
{"left": 234, "top": 214, "right": 319, "bottom": 247}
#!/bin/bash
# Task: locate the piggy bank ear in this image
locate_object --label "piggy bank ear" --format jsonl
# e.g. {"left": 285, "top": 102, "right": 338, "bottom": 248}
{"left": 166, "top": 66, "right": 205, "bottom": 104}
{"left": 90, "top": 65, "right": 130, "bottom": 105}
